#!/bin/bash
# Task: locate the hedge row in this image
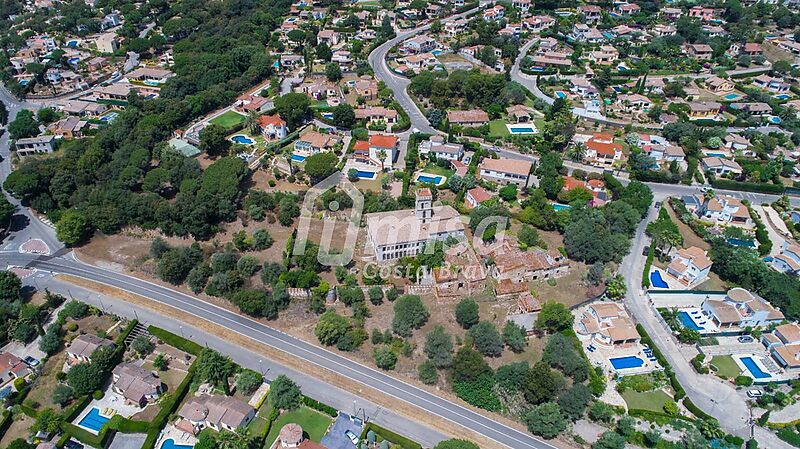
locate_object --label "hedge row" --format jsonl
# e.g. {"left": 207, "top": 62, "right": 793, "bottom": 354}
{"left": 302, "top": 396, "right": 338, "bottom": 417}
{"left": 61, "top": 421, "right": 116, "bottom": 448}
{"left": 148, "top": 325, "right": 204, "bottom": 355}
{"left": 627, "top": 408, "right": 689, "bottom": 425}
{"left": 0, "top": 411, "right": 12, "bottom": 441}
{"left": 777, "top": 428, "right": 800, "bottom": 448}
{"left": 642, "top": 243, "right": 655, "bottom": 288}
{"left": 634, "top": 324, "right": 685, "bottom": 400}
{"left": 142, "top": 360, "right": 197, "bottom": 449}
{"left": 360, "top": 422, "right": 422, "bottom": 449}
{"left": 682, "top": 398, "right": 713, "bottom": 421}
{"left": 710, "top": 178, "right": 786, "bottom": 194}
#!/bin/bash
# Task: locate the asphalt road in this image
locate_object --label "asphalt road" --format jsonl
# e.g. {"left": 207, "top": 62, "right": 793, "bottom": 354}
{"left": 11, "top": 253, "right": 561, "bottom": 449}
{"left": 367, "top": 8, "right": 480, "bottom": 135}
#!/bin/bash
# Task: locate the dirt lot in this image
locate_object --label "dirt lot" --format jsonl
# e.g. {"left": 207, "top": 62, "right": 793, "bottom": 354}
{"left": 0, "top": 413, "right": 34, "bottom": 447}
{"left": 665, "top": 203, "right": 710, "bottom": 251}
{"left": 24, "top": 354, "right": 64, "bottom": 411}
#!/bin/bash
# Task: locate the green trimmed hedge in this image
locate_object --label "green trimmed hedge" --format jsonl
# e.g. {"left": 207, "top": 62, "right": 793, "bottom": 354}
{"left": 148, "top": 326, "right": 203, "bottom": 355}
{"left": 0, "top": 410, "right": 12, "bottom": 440}
{"left": 302, "top": 396, "right": 337, "bottom": 417}
{"left": 360, "top": 422, "right": 422, "bottom": 449}
{"left": 642, "top": 243, "right": 655, "bottom": 288}
{"left": 682, "top": 398, "right": 713, "bottom": 421}
{"left": 777, "top": 428, "right": 800, "bottom": 448}
{"left": 63, "top": 395, "right": 91, "bottom": 422}
{"left": 635, "top": 324, "right": 685, "bottom": 400}
{"left": 61, "top": 421, "right": 117, "bottom": 448}
{"left": 710, "top": 178, "right": 785, "bottom": 194}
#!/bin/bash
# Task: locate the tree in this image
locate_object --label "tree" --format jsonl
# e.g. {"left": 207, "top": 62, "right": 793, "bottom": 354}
{"left": 455, "top": 298, "right": 479, "bottom": 329}
{"left": 593, "top": 431, "right": 625, "bottom": 449}
{"left": 131, "top": 335, "right": 154, "bottom": 355}
{"left": 392, "top": 295, "right": 429, "bottom": 337}
{"left": 52, "top": 384, "right": 74, "bottom": 407}
{"left": 304, "top": 152, "right": 338, "bottom": 183}
{"left": 274, "top": 92, "right": 312, "bottom": 130}
{"left": 0, "top": 271, "right": 22, "bottom": 303}
{"left": 619, "top": 181, "right": 653, "bottom": 218}
{"left": 7, "top": 440, "right": 33, "bottom": 449}
{"left": 200, "top": 124, "right": 232, "bottom": 158}
{"left": 8, "top": 109, "right": 39, "bottom": 140}
{"left": 63, "top": 300, "right": 88, "bottom": 319}
{"left": 433, "top": 440, "right": 480, "bottom": 449}
{"left": 424, "top": 325, "right": 453, "bottom": 368}
{"left": 67, "top": 363, "right": 102, "bottom": 395}
{"left": 348, "top": 168, "right": 359, "bottom": 182}
{"left": 616, "top": 416, "right": 636, "bottom": 437}
{"left": 196, "top": 348, "right": 236, "bottom": 395}
{"left": 558, "top": 384, "right": 593, "bottom": 421}
{"left": 451, "top": 346, "right": 492, "bottom": 383}
{"left": 588, "top": 401, "right": 615, "bottom": 423}
{"left": 36, "top": 108, "right": 59, "bottom": 125}
{"left": 605, "top": 274, "right": 627, "bottom": 300}
{"left": 325, "top": 62, "right": 342, "bottom": 82}
{"left": 498, "top": 184, "right": 517, "bottom": 202}
{"left": 469, "top": 321, "right": 503, "bottom": 357}
{"left": 56, "top": 209, "right": 91, "bottom": 246}
{"left": 418, "top": 360, "right": 438, "bottom": 385}
{"left": 316, "top": 42, "right": 332, "bottom": 61}
{"left": 518, "top": 225, "right": 543, "bottom": 249}
{"left": 502, "top": 321, "right": 527, "bottom": 353}
{"left": 154, "top": 353, "right": 169, "bottom": 371}
{"left": 332, "top": 103, "right": 355, "bottom": 128}
{"left": 523, "top": 361, "right": 564, "bottom": 405}
{"left": 524, "top": 402, "right": 568, "bottom": 439}
{"left": 268, "top": 374, "right": 301, "bottom": 410}
{"left": 315, "top": 310, "right": 350, "bottom": 346}
{"left": 39, "top": 325, "right": 62, "bottom": 355}
{"left": 236, "top": 369, "right": 263, "bottom": 395}
{"left": 535, "top": 301, "right": 574, "bottom": 332}
{"left": 252, "top": 229, "right": 273, "bottom": 250}
{"left": 368, "top": 286, "right": 384, "bottom": 305}
{"left": 31, "top": 408, "right": 63, "bottom": 436}
{"left": 373, "top": 346, "right": 397, "bottom": 370}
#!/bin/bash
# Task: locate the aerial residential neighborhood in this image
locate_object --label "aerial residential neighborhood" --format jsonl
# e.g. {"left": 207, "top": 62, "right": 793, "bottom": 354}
{"left": 1, "top": 0, "right": 800, "bottom": 448}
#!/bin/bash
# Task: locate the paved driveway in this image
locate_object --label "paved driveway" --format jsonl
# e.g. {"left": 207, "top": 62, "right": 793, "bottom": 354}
{"left": 321, "top": 413, "right": 363, "bottom": 449}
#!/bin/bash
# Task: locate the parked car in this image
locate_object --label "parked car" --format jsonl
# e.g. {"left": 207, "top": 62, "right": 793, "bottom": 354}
{"left": 738, "top": 335, "right": 754, "bottom": 343}
{"left": 345, "top": 430, "right": 359, "bottom": 445}
{"left": 642, "top": 245, "right": 650, "bottom": 256}
{"left": 746, "top": 389, "right": 763, "bottom": 398}
{"left": 23, "top": 356, "right": 39, "bottom": 366}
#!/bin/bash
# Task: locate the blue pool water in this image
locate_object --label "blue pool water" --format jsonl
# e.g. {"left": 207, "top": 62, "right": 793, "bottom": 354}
{"left": 357, "top": 170, "right": 377, "bottom": 180}
{"left": 161, "top": 439, "right": 194, "bottom": 449}
{"left": 768, "top": 116, "right": 782, "bottom": 124}
{"left": 321, "top": 112, "right": 333, "bottom": 119}
{"left": 774, "top": 94, "right": 790, "bottom": 100}
{"left": 705, "top": 152, "right": 727, "bottom": 157}
{"left": 100, "top": 112, "right": 118, "bottom": 122}
{"left": 678, "top": 311, "right": 703, "bottom": 331}
{"left": 78, "top": 408, "right": 110, "bottom": 433}
{"left": 273, "top": 60, "right": 280, "bottom": 68}
{"left": 555, "top": 91, "right": 567, "bottom": 99}
{"left": 68, "top": 57, "right": 80, "bottom": 65}
{"left": 609, "top": 356, "right": 644, "bottom": 370}
{"left": 68, "top": 40, "right": 79, "bottom": 47}
{"left": 727, "top": 238, "right": 755, "bottom": 248}
{"left": 611, "top": 86, "right": 622, "bottom": 93}
{"left": 650, "top": 270, "right": 668, "bottom": 288}
{"left": 417, "top": 175, "right": 443, "bottom": 184}
{"left": 740, "top": 356, "right": 771, "bottom": 379}
{"left": 529, "top": 66, "right": 544, "bottom": 72}
{"left": 431, "top": 50, "right": 442, "bottom": 56}
{"left": 551, "top": 203, "right": 571, "bottom": 211}
{"left": 18, "top": 80, "right": 29, "bottom": 86}
{"left": 509, "top": 127, "right": 535, "bottom": 134}
{"left": 230, "top": 135, "right": 254, "bottom": 145}
{"left": 143, "top": 79, "right": 160, "bottom": 86}
{"left": 291, "top": 154, "right": 306, "bottom": 162}
{"left": 724, "top": 93, "right": 739, "bottom": 100}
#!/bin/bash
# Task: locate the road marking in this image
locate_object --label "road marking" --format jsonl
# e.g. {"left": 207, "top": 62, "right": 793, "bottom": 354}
{"left": 42, "top": 259, "right": 556, "bottom": 449}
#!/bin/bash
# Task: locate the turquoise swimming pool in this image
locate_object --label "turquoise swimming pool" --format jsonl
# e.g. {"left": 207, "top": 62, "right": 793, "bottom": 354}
{"left": 678, "top": 311, "right": 703, "bottom": 331}
{"left": 291, "top": 154, "right": 306, "bottom": 162}
{"left": 230, "top": 135, "right": 254, "bottom": 145}
{"left": 609, "top": 356, "right": 644, "bottom": 370}
{"left": 417, "top": 175, "right": 442, "bottom": 184}
{"left": 555, "top": 91, "right": 567, "bottom": 99}
{"left": 650, "top": 270, "right": 668, "bottom": 288}
{"left": 143, "top": 79, "right": 160, "bottom": 86}
{"left": 740, "top": 356, "right": 771, "bottom": 379}
{"left": 509, "top": 127, "right": 535, "bottom": 134}
{"left": 551, "top": 203, "right": 571, "bottom": 211}
{"left": 357, "top": 170, "right": 377, "bottom": 180}
{"left": 723, "top": 93, "right": 740, "bottom": 100}
{"left": 78, "top": 408, "right": 110, "bottom": 433}
{"left": 161, "top": 438, "right": 194, "bottom": 449}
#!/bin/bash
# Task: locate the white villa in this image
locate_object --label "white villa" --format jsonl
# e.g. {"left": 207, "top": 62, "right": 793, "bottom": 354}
{"left": 771, "top": 242, "right": 800, "bottom": 275}
{"left": 577, "top": 302, "right": 640, "bottom": 347}
{"left": 701, "top": 288, "right": 785, "bottom": 331}
{"left": 665, "top": 246, "right": 712, "bottom": 287}
{"left": 365, "top": 189, "right": 465, "bottom": 263}
{"left": 762, "top": 323, "right": 800, "bottom": 370}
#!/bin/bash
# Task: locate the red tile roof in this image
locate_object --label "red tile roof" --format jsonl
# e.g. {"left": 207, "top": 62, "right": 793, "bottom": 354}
{"left": 369, "top": 134, "right": 398, "bottom": 148}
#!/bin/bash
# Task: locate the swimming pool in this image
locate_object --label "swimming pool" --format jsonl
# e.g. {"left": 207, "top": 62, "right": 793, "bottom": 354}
{"left": 19, "top": 80, "right": 29, "bottom": 86}
{"left": 160, "top": 438, "right": 194, "bottom": 449}
{"left": 768, "top": 116, "right": 782, "bottom": 124}
{"left": 705, "top": 152, "right": 727, "bottom": 157}
{"left": 417, "top": 175, "right": 443, "bottom": 184}
{"left": 321, "top": 112, "right": 333, "bottom": 119}
{"left": 650, "top": 270, "right": 668, "bottom": 288}
{"left": 143, "top": 79, "right": 160, "bottom": 86}
{"left": 723, "top": 93, "right": 740, "bottom": 100}
{"left": 555, "top": 91, "right": 567, "bottom": 99}
{"left": 357, "top": 170, "right": 377, "bottom": 180}
{"left": 609, "top": 356, "right": 644, "bottom": 370}
{"left": 291, "top": 154, "right": 306, "bottom": 162}
{"left": 678, "top": 311, "right": 703, "bottom": 331}
{"left": 551, "top": 203, "right": 571, "bottom": 211}
{"left": 431, "top": 50, "right": 442, "bottom": 56}
{"left": 230, "top": 135, "right": 255, "bottom": 145}
{"left": 727, "top": 238, "right": 755, "bottom": 248}
{"left": 509, "top": 127, "right": 535, "bottom": 134}
{"left": 774, "top": 93, "right": 790, "bottom": 100}
{"left": 78, "top": 408, "right": 110, "bottom": 433}
{"left": 740, "top": 356, "right": 771, "bottom": 379}
{"left": 100, "top": 112, "right": 118, "bottom": 122}
{"left": 68, "top": 40, "right": 79, "bottom": 47}
{"left": 68, "top": 57, "right": 81, "bottom": 65}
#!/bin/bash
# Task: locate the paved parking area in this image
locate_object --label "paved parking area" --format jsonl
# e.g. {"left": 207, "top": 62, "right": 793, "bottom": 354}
{"left": 321, "top": 414, "right": 362, "bottom": 449}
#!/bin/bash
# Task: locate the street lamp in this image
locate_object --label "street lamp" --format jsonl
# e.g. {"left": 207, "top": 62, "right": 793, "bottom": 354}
{"left": 259, "top": 359, "right": 263, "bottom": 375}
{"left": 179, "top": 326, "right": 184, "bottom": 337}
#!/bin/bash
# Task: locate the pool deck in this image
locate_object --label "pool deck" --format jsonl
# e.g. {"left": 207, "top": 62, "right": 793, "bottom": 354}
{"left": 74, "top": 386, "right": 151, "bottom": 433}
{"left": 156, "top": 424, "right": 198, "bottom": 449}
{"left": 413, "top": 171, "right": 447, "bottom": 186}
{"left": 647, "top": 267, "right": 683, "bottom": 290}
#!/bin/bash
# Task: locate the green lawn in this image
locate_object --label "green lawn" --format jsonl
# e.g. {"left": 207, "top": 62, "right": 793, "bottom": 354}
{"left": 621, "top": 389, "right": 672, "bottom": 413}
{"left": 488, "top": 119, "right": 510, "bottom": 137}
{"left": 711, "top": 355, "right": 742, "bottom": 379}
{"left": 264, "top": 406, "right": 332, "bottom": 447}
{"left": 209, "top": 110, "right": 246, "bottom": 128}
{"left": 421, "top": 163, "right": 454, "bottom": 177}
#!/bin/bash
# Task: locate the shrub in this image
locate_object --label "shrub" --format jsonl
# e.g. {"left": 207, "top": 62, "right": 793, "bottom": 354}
{"left": 92, "top": 390, "right": 104, "bottom": 400}
{"left": 735, "top": 375, "right": 754, "bottom": 386}
{"left": 418, "top": 361, "right": 438, "bottom": 385}
{"left": 373, "top": 347, "right": 397, "bottom": 370}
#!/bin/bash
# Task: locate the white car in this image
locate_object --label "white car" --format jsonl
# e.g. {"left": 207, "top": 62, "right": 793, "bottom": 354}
{"left": 344, "top": 430, "right": 359, "bottom": 445}
{"left": 746, "top": 389, "right": 763, "bottom": 398}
